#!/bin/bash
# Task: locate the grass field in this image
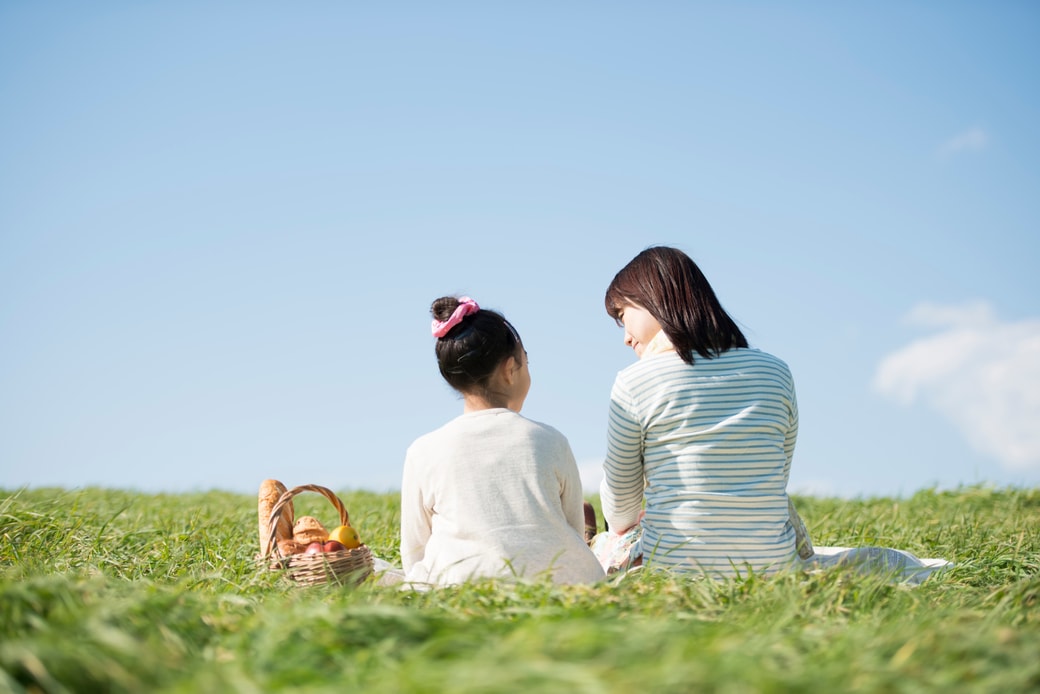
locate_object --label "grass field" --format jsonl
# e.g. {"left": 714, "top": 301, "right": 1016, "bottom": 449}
{"left": 1, "top": 485, "right": 1038, "bottom": 693}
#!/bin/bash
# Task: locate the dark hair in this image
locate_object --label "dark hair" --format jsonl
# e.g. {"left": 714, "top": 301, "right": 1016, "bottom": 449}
{"left": 604, "top": 246, "right": 748, "bottom": 364}
{"left": 432, "top": 296, "right": 522, "bottom": 397}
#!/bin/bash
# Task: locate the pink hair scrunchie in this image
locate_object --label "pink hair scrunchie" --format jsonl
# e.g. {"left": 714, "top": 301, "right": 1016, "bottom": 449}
{"left": 431, "top": 296, "right": 480, "bottom": 338}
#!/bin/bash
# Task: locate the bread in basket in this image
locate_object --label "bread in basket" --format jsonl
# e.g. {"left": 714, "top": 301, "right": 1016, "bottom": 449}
{"left": 260, "top": 483, "right": 374, "bottom": 587}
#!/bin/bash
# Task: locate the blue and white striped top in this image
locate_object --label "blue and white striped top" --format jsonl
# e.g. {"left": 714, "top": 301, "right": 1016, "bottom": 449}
{"left": 600, "top": 348, "right": 800, "bottom": 576}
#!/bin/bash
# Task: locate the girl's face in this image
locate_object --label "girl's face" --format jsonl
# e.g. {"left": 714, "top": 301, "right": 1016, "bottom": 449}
{"left": 505, "top": 348, "right": 531, "bottom": 412}
{"left": 618, "top": 303, "right": 662, "bottom": 358}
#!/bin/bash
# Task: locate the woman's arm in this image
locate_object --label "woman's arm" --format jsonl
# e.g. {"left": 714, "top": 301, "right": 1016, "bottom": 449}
{"left": 783, "top": 371, "right": 799, "bottom": 480}
{"left": 601, "top": 377, "right": 645, "bottom": 533}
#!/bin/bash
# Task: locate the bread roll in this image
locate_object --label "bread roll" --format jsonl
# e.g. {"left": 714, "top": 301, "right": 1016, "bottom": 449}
{"left": 258, "top": 479, "right": 293, "bottom": 557}
{"left": 277, "top": 538, "right": 307, "bottom": 556}
{"left": 293, "top": 515, "right": 329, "bottom": 545}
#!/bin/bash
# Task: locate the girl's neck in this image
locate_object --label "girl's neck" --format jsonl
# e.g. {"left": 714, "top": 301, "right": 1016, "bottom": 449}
{"left": 462, "top": 392, "right": 517, "bottom": 413}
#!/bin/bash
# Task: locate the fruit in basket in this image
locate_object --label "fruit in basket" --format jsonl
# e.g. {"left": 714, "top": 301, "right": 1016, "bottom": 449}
{"left": 322, "top": 540, "right": 347, "bottom": 553}
{"left": 328, "top": 524, "right": 361, "bottom": 549}
{"left": 304, "top": 541, "right": 325, "bottom": 555}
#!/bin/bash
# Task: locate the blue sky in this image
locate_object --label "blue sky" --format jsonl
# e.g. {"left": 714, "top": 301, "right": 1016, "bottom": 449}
{"left": 2, "top": 3, "right": 1038, "bottom": 499}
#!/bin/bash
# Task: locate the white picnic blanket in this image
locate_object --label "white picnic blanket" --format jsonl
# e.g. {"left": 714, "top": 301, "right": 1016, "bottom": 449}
{"left": 801, "top": 545, "right": 954, "bottom": 585}
{"left": 376, "top": 545, "right": 954, "bottom": 587}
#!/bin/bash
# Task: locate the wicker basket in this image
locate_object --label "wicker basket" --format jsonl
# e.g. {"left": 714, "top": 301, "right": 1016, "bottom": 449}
{"left": 263, "top": 484, "right": 374, "bottom": 587}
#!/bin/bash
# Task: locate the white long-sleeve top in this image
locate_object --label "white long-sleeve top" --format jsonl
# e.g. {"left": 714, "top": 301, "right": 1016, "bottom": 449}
{"left": 601, "top": 348, "right": 799, "bottom": 576}
{"left": 401, "top": 408, "right": 605, "bottom": 586}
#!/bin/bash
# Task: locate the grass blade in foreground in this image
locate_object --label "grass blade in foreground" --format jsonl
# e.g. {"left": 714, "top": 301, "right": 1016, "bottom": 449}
{"left": 0, "top": 485, "right": 1037, "bottom": 692}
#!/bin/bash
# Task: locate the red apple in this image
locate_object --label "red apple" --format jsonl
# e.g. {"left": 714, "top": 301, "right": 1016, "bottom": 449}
{"left": 304, "top": 541, "right": 324, "bottom": 555}
{"left": 323, "top": 540, "right": 346, "bottom": 553}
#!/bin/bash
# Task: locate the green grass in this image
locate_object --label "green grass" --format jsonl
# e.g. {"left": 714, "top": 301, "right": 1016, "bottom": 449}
{"left": 1, "top": 485, "right": 1038, "bottom": 693}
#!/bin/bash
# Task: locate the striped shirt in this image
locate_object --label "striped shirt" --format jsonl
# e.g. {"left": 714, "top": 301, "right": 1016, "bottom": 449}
{"left": 600, "top": 348, "right": 799, "bottom": 576}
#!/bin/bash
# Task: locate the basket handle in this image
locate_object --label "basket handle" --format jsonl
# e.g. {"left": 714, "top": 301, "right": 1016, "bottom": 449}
{"left": 265, "top": 484, "right": 351, "bottom": 560}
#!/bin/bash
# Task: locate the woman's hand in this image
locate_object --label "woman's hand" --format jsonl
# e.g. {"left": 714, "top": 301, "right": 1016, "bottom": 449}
{"left": 612, "top": 510, "right": 646, "bottom": 535}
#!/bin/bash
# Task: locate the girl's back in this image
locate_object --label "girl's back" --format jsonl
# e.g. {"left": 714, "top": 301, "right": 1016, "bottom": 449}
{"left": 402, "top": 408, "right": 604, "bottom": 585}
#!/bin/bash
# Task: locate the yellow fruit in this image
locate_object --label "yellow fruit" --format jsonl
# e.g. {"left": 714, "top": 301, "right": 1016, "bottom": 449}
{"left": 328, "top": 524, "right": 361, "bottom": 549}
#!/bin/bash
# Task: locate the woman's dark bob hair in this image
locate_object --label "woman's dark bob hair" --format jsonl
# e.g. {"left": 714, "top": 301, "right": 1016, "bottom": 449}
{"left": 604, "top": 246, "right": 747, "bottom": 364}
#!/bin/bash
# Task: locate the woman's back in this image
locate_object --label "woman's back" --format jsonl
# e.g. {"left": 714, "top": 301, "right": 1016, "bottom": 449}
{"left": 603, "top": 348, "right": 799, "bottom": 576}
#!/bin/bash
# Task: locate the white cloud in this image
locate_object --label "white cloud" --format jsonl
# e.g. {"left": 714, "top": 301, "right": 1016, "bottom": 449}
{"left": 873, "top": 301, "right": 1040, "bottom": 472}
{"left": 938, "top": 127, "right": 989, "bottom": 157}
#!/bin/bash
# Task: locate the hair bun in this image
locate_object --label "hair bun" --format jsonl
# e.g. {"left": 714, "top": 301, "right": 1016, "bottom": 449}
{"left": 431, "top": 296, "right": 460, "bottom": 323}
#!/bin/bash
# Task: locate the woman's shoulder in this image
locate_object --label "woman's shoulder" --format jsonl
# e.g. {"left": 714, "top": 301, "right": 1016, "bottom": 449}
{"left": 617, "top": 350, "right": 682, "bottom": 374}
{"left": 724, "top": 347, "right": 791, "bottom": 369}
{"left": 719, "top": 348, "right": 796, "bottom": 390}
{"left": 615, "top": 348, "right": 793, "bottom": 382}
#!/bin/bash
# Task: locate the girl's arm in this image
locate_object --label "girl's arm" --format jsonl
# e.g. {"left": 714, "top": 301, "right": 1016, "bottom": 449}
{"left": 399, "top": 450, "right": 432, "bottom": 572}
{"left": 557, "top": 441, "right": 587, "bottom": 537}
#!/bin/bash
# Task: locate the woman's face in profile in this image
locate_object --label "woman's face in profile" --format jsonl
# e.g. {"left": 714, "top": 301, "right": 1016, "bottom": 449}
{"left": 617, "top": 304, "right": 662, "bottom": 359}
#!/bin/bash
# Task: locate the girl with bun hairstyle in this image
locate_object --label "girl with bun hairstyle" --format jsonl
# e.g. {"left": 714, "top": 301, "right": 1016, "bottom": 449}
{"left": 400, "top": 296, "right": 605, "bottom": 587}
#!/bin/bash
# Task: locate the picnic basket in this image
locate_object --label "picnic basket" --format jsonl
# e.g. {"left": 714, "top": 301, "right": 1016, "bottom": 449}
{"left": 264, "top": 484, "right": 374, "bottom": 587}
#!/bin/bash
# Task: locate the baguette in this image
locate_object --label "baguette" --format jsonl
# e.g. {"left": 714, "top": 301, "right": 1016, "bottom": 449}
{"left": 258, "top": 479, "right": 294, "bottom": 557}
